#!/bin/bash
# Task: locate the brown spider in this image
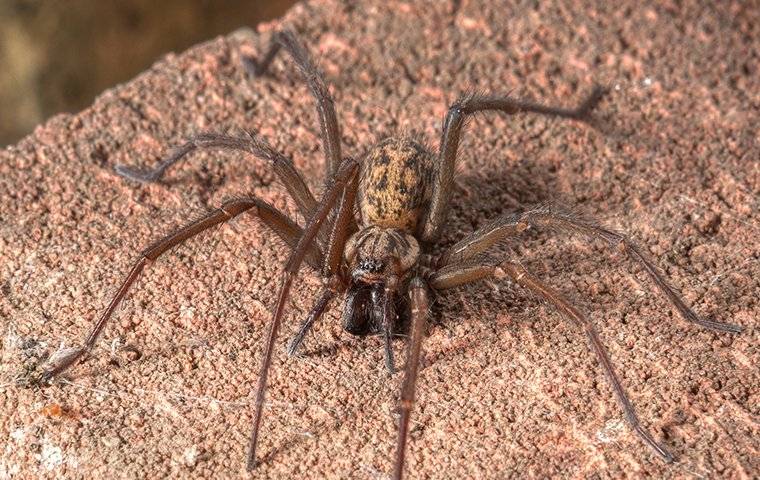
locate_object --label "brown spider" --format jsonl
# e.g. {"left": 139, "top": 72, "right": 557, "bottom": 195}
{"left": 40, "top": 31, "right": 743, "bottom": 478}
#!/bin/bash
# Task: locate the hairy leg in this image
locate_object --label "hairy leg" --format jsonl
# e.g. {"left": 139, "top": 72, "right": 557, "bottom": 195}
{"left": 243, "top": 30, "right": 353, "bottom": 242}
{"left": 393, "top": 277, "right": 431, "bottom": 480}
{"left": 247, "top": 158, "right": 359, "bottom": 470}
{"left": 438, "top": 204, "right": 742, "bottom": 333}
{"left": 286, "top": 160, "right": 359, "bottom": 355}
{"left": 40, "top": 197, "right": 319, "bottom": 382}
{"left": 243, "top": 29, "right": 342, "bottom": 181}
{"left": 116, "top": 132, "right": 318, "bottom": 222}
{"left": 420, "top": 86, "right": 607, "bottom": 242}
{"left": 287, "top": 288, "right": 335, "bottom": 356}
{"left": 373, "top": 282, "right": 397, "bottom": 374}
{"left": 430, "top": 258, "right": 674, "bottom": 462}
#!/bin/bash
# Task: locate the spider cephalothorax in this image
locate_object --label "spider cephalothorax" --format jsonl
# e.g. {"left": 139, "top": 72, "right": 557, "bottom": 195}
{"left": 40, "top": 30, "right": 743, "bottom": 479}
{"left": 345, "top": 225, "right": 421, "bottom": 282}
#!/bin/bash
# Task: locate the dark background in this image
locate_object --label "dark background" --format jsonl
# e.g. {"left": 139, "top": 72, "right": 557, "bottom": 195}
{"left": 0, "top": 0, "right": 296, "bottom": 146}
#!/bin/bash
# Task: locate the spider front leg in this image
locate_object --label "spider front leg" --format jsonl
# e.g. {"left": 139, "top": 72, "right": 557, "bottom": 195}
{"left": 247, "top": 158, "right": 359, "bottom": 470}
{"left": 287, "top": 288, "right": 335, "bottom": 356}
{"left": 40, "top": 197, "right": 321, "bottom": 382}
{"left": 438, "top": 204, "right": 743, "bottom": 333}
{"left": 287, "top": 162, "right": 359, "bottom": 357}
{"left": 420, "top": 85, "right": 608, "bottom": 242}
{"left": 429, "top": 259, "right": 674, "bottom": 462}
{"left": 393, "top": 277, "right": 431, "bottom": 480}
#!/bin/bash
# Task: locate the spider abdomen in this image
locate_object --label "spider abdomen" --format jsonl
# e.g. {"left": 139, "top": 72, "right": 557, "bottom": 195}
{"left": 358, "top": 137, "right": 434, "bottom": 232}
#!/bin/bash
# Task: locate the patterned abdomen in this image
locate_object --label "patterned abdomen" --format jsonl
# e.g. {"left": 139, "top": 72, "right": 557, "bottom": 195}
{"left": 358, "top": 138, "right": 434, "bottom": 232}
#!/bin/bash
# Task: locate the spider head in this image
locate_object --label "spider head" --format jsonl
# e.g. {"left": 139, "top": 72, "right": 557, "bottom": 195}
{"left": 341, "top": 226, "right": 419, "bottom": 335}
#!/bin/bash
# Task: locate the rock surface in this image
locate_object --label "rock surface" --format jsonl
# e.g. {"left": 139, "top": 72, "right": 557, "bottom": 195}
{"left": 1, "top": 1, "right": 757, "bottom": 478}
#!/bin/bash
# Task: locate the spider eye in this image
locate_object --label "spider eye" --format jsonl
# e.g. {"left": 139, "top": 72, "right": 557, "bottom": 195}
{"left": 358, "top": 258, "right": 385, "bottom": 273}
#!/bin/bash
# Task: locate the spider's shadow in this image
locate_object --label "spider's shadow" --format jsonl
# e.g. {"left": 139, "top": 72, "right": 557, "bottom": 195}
{"left": 152, "top": 160, "right": 262, "bottom": 205}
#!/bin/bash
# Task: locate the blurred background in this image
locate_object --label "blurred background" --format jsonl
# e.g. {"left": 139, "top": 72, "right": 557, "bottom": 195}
{"left": 0, "top": 0, "right": 297, "bottom": 146}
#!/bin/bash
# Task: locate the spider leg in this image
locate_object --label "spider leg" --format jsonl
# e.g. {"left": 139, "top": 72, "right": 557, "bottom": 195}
{"left": 287, "top": 161, "right": 359, "bottom": 355}
{"left": 243, "top": 29, "right": 342, "bottom": 181}
{"left": 40, "top": 197, "right": 320, "bottom": 383}
{"left": 115, "top": 132, "right": 318, "bottom": 221}
{"left": 247, "top": 158, "right": 359, "bottom": 470}
{"left": 382, "top": 285, "right": 397, "bottom": 374}
{"left": 287, "top": 288, "right": 335, "bottom": 356}
{"left": 393, "top": 277, "right": 431, "bottom": 480}
{"left": 438, "top": 211, "right": 527, "bottom": 266}
{"left": 243, "top": 30, "right": 353, "bottom": 242}
{"left": 420, "top": 85, "right": 607, "bottom": 242}
{"left": 370, "top": 283, "right": 397, "bottom": 374}
{"left": 429, "top": 259, "right": 503, "bottom": 290}
{"left": 438, "top": 204, "right": 743, "bottom": 334}
{"left": 430, "top": 258, "right": 674, "bottom": 463}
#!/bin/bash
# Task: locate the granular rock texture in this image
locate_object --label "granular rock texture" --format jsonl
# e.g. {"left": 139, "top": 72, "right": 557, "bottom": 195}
{"left": 1, "top": 1, "right": 757, "bottom": 478}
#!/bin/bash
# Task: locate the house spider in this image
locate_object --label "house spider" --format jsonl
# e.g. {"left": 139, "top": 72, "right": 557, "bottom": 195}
{"left": 40, "top": 30, "right": 743, "bottom": 478}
